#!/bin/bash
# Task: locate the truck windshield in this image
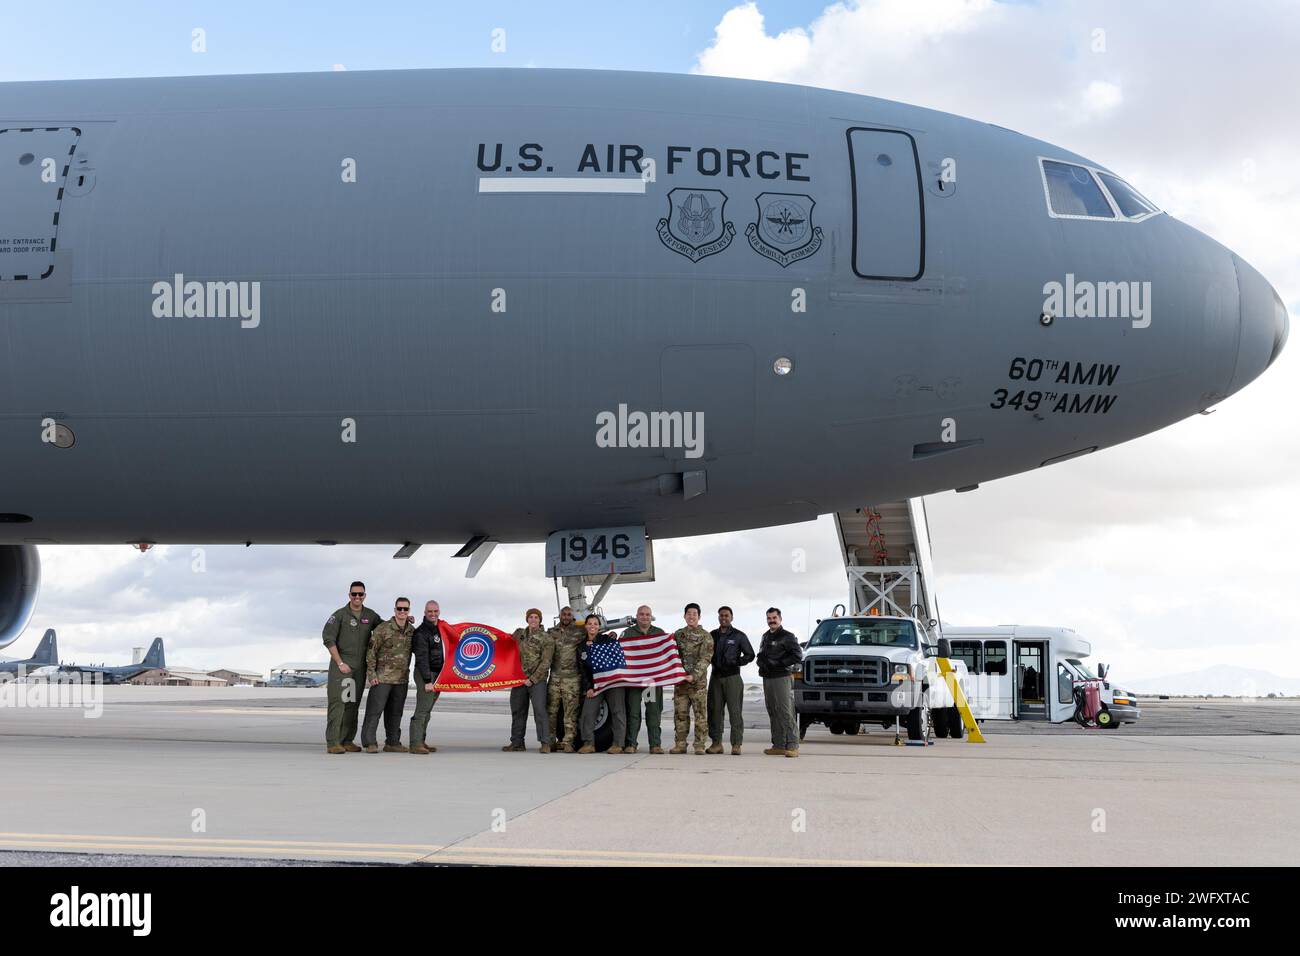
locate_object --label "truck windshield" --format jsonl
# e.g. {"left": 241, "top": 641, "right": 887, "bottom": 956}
{"left": 1066, "top": 658, "right": 1096, "bottom": 679}
{"left": 809, "top": 619, "right": 918, "bottom": 649}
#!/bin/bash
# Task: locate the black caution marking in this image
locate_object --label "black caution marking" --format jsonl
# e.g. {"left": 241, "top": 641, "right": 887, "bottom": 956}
{"left": 1, "top": 125, "right": 80, "bottom": 282}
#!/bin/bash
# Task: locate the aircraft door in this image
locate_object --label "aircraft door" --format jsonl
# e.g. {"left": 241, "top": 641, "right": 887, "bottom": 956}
{"left": 0, "top": 126, "right": 80, "bottom": 282}
{"left": 846, "top": 128, "right": 924, "bottom": 280}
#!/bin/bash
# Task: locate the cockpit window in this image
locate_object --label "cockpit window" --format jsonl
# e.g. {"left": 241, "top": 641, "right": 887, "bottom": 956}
{"left": 1095, "top": 172, "right": 1159, "bottom": 219}
{"left": 1041, "top": 160, "right": 1114, "bottom": 218}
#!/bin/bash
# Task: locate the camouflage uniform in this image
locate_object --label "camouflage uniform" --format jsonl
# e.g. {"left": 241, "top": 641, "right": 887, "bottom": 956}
{"left": 509, "top": 626, "right": 555, "bottom": 747}
{"left": 671, "top": 625, "right": 713, "bottom": 749}
{"left": 361, "top": 617, "right": 415, "bottom": 747}
{"left": 546, "top": 622, "right": 586, "bottom": 748}
{"left": 322, "top": 604, "right": 384, "bottom": 748}
{"left": 622, "top": 624, "right": 667, "bottom": 749}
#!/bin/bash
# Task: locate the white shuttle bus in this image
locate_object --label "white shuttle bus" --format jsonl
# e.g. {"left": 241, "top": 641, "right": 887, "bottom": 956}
{"left": 941, "top": 625, "right": 1140, "bottom": 727}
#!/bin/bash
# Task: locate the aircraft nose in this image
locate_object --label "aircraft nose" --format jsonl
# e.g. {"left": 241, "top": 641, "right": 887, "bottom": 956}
{"left": 1232, "top": 253, "right": 1289, "bottom": 392}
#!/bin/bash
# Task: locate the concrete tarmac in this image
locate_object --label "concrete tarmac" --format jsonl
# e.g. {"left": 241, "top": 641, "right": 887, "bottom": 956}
{"left": 1, "top": 686, "right": 1297, "bottom": 866}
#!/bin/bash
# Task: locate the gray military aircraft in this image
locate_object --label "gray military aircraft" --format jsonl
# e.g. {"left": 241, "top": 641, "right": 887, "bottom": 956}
{"left": 267, "top": 667, "right": 328, "bottom": 688}
{"left": 0, "top": 68, "right": 1287, "bottom": 647}
{"left": 0, "top": 628, "right": 58, "bottom": 678}
{"left": 57, "top": 637, "right": 165, "bottom": 684}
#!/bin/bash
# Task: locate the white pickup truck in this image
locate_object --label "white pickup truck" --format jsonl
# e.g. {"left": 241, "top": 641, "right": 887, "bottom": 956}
{"left": 793, "top": 613, "right": 973, "bottom": 741}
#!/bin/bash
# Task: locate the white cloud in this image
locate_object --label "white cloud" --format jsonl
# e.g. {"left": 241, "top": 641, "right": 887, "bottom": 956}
{"left": 692, "top": 0, "right": 1300, "bottom": 679}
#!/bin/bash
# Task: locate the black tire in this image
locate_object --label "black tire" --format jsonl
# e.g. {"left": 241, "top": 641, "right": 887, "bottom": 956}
{"left": 560, "top": 695, "right": 613, "bottom": 752}
{"left": 846, "top": 721, "right": 861, "bottom": 736}
{"left": 829, "top": 721, "right": 845, "bottom": 735}
{"left": 932, "top": 707, "right": 951, "bottom": 738}
{"left": 947, "top": 707, "right": 963, "bottom": 738}
{"left": 906, "top": 706, "right": 929, "bottom": 741}
{"left": 798, "top": 714, "right": 812, "bottom": 740}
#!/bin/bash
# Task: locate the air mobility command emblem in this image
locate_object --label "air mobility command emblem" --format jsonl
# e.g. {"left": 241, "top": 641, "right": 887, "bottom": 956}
{"left": 746, "top": 192, "right": 823, "bottom": 267}
{"left": 657, "top": 188, "right": 736, "bottom": 262}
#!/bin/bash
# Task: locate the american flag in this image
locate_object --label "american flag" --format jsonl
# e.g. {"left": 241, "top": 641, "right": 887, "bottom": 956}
{"left": 590, "top": 631, "right": 687, "bottom": 693}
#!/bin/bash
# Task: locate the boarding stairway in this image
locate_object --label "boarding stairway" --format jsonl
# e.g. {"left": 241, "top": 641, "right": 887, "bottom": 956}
{"left": 832, "top": 499, "right": 942, "bottom": 638}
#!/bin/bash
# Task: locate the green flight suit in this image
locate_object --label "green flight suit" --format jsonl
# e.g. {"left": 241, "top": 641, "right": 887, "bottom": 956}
{"left": 622, "top": 624, "right": 667, "bottom": 748}
{"left": 322, "top": 604, "right": 383, "bottom": 747}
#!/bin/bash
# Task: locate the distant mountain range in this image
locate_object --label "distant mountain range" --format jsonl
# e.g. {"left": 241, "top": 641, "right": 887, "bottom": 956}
{"left": 1127, "top": 665, "right": 1300, "bottom": 698}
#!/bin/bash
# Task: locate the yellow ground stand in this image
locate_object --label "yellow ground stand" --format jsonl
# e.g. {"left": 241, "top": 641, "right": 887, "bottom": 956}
{"left": 936, "top": 657, "right": 986, "bottom": 743}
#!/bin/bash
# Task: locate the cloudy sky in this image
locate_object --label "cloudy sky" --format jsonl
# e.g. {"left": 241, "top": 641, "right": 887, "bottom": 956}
{"left": 4, "top": 1, "right": 1297, "bottom": 688}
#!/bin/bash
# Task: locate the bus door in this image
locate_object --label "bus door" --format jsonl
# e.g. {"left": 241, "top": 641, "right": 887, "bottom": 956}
{"left": 964, "top": 639, "right": 1012, "bottom": 719}
{"left": 1014, "top": 641, "right": 1048, "bottom": 719}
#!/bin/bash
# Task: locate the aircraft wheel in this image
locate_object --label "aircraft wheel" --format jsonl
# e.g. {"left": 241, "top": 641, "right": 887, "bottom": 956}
{"left": 798, "top": 714, "right": 812, "bottom": 740}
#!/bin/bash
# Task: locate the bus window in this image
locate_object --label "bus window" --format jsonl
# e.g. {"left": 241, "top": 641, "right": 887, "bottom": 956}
{"left": 1057, "top": 663, "right": 1075, "bottom": 704}
{"left": 950, "top": 640, "right": 982, "bottom": 674}
{"left": 984, "top": 641, "right": 1007, "bottom": 675}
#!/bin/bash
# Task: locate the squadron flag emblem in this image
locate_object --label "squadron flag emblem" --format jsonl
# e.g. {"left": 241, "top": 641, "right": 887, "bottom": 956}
{"left": 746, "top": 192, "right": 824, "bottom": 267}
{"left": 657, "top": 188, "right": 736, "bottom": 262}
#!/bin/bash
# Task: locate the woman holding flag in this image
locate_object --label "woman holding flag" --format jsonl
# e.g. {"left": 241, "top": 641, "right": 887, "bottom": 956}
{"left": 577, "top": 614, "right": 628, "bottom": 755}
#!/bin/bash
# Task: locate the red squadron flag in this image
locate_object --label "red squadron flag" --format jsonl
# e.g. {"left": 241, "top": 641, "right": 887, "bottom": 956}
{"left": 432, "top": 621, "right": 526, "bottom": 692}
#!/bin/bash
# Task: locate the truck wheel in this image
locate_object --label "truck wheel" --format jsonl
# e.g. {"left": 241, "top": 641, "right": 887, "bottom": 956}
{"left": 932, "top": 708, "right": 950, "bottom": 738}
{"left": 947, "top": 707, "right": 963, "bottom": 738}
{"left": 829, "top": 721, "right": 844, "bottom": 735}
{"left": 906, "top": 706, "right": 929, "bottom": 741}
{"left": 798, "top": 714, "right": 812, "bottom": 740}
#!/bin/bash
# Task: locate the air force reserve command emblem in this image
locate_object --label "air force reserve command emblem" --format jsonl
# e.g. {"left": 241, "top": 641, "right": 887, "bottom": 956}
{"left": 657, "top": 188, "right": 736, "bottom": 262}
{"left": 746, "top": 192, "right": 824, "bottom": 267}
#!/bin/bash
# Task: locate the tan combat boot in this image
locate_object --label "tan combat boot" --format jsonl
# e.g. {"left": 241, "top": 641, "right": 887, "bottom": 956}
{"left": 364, "top": 744, "right": 379, "bottom": 753}
{"left": 326, "top": 745, "right": 345, "bottom": 755}
{"left": 561, "top": 741, "right": 576, "bottom": 753}
{"left": 606, "top": 745, "right": 624, "bottom": 755}
{"left": 383, "top": 744, "right": 408, "bottom": 753}
{"left": 501, "top": 743, "right": 525, "bottom": 752}
{"left": 669, "top": 742, "right": 688, "bottom": 754}
{"left": 693, "top": 742, "right": 708, "bottom": 755}
{"left": 785, "top": 748, "right": 800, "bottom": 758}
{"left": 540, "top": 742, "right": 551, "bottom": 754}
{"left": 623, "top": 744, "right": 638, "bottom": 754}
{"left": 731, "top": 744, "right": 742, "bottom": 755}
{"left": 649, "top": 745, "right": 665, "bottom": 754}
{"left": 705, "top": 741, "right": 724, "bottom": 755}
{"left": 577, "top": 744, "right": 596, "bottom": 754}
{"left": 342, "top": 743, "right": 361, "bottom": 753}
{"left": 410, "top": 743, "right": 430, "bottom": 755}
{"left": 763, "top": 747, "right": 784, "bottom": 756}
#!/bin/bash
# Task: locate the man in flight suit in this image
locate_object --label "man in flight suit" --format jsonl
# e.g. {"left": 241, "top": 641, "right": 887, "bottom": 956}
{"left": 322, "top": 581, "right": 384, "bottom": 754}
{"left": 707, "top": 605, "right": 755, "bottom": 755}
{"left": 622, "top": 604, "right": 667, "bottom": 754}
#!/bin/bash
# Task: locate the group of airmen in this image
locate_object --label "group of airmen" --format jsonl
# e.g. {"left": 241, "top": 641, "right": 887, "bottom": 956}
{"left": 321, "top": 582, "right": 807, "bottom": 757}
